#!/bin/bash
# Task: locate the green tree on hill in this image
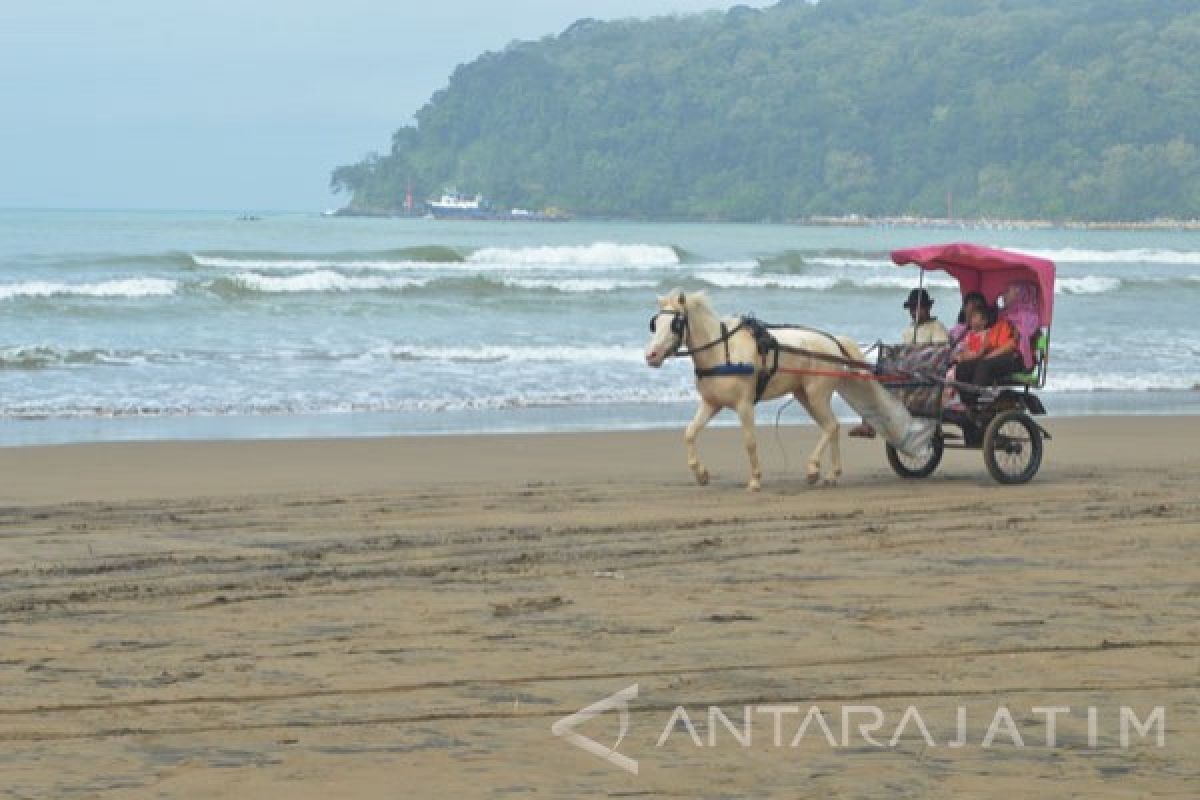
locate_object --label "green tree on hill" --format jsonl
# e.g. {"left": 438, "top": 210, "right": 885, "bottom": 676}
{"left": 332, "top": 0, "right": 1200, "bottom": 222}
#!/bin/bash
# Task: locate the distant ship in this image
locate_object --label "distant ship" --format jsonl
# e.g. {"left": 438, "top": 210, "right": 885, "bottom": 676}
{"left": 426, "top": 189, "right": 570, "bottom": 221}
{"left": 427, "top": 190, "right": 491, "bottom": 220}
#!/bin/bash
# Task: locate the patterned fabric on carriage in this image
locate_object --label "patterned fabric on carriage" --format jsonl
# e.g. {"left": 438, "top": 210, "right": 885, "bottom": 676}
{"left": 876, "top": 342, "right": 956, "bottom": 418}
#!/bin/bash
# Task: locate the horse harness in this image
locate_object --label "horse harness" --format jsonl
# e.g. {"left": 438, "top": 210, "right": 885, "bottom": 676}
{"left": 651, "top": 311, "right": 876, "bottom": 403}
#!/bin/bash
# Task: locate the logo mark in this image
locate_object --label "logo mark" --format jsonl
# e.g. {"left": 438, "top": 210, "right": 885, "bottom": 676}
{"left": 551, "top": 684, "right": 639, "bottom": 774}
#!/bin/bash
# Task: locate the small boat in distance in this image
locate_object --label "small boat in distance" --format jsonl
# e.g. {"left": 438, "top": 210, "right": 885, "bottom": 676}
{"left": 426, "top": 189, "right": 571, "bottom": 221}
{"left": 427, "top": 189, "right": 491, "bottom": 220}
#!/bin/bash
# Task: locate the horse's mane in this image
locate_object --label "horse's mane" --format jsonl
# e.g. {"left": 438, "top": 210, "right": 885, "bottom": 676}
{"left": 681, "top": 289, "right": 718, "bottom": 321}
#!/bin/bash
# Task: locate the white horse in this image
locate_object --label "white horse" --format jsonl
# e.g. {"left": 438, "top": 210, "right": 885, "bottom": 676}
{"left": 645, "top": 288, "right": 872, "bottom": 491}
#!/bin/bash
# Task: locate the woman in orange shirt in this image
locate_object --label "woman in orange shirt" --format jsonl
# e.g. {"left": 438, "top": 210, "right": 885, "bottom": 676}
{"left": 954, "top": 304, "right": 1023, "bottom": 404}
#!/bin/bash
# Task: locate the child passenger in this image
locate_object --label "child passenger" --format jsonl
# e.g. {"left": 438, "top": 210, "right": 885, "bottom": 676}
{"left": 954, "top": 304, "right": 1021, "bottom": 404}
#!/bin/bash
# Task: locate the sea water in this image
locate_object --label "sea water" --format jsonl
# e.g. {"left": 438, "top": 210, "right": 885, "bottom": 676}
{"left": 1, "top": 209, "right": 1197, "bottom": 445}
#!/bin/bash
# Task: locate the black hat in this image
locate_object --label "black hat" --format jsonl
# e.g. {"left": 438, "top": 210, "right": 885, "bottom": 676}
{"left": 903, "top": 288, "right": 934, "bottom": 309}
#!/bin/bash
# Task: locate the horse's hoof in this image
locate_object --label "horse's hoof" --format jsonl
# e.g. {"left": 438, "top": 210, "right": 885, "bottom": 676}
{"left": 747, "top": 480, "right": 761, "bottom": 492}
{"left": 823, "top": 478, "right": 838, "bottom": 488}
{"left": 695, "top": 469, "right": 710, "bottom": 486}
{"left": 806, "top": 471, "right": 820, "bottom": 485}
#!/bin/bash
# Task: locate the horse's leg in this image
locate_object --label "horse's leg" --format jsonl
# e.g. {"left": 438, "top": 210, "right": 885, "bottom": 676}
{"left": 685, "top": 400, "right": 719, "bottom": 485}
{"left": 806, "top": 383, "right": 842, "bottom": 485}
{"left": 791, "top": 388, "right": 823, "bottom": 484}
{"left": 734, "top": 400, "right": 762, "bottom": 491}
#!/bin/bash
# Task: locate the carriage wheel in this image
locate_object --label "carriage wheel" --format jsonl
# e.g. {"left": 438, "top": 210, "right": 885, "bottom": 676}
{"left": 886, "top": 432, "right": 943, "bottom": 479}
{"left": 983, "top": 410, "right": 1043, "bottom": 484}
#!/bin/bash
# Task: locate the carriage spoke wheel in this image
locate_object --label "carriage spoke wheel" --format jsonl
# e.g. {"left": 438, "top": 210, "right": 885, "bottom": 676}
{"left": 886, "top": 431, "right": 943, "bottom": 479}
{"left": 983, "top": 410, "right": 1043, "bottom": 484}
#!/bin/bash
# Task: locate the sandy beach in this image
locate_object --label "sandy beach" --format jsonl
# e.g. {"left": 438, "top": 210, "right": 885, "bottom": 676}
{"left": 1, "top": 415, "right": 1197, "bottom": 798}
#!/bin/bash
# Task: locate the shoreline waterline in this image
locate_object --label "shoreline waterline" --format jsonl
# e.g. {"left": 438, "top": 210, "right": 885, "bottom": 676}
{"left": 1, "top": 389, "right": 1196, "bottom": 448}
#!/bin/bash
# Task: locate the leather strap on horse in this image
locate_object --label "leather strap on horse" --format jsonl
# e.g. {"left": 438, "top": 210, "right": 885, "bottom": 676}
{"left": 687, "top": 315, "right": 896, "bottom": 401}
{"left": 774, "top": 342, "right": 876, "bottom": 372}
{"left": 756, "top": 343, "right": 779, "bottom": 402}
{"left": 677, "top": 320, "right": 745, "bottom": 358}
{"left": 687, "top": 319, "right": 762, "bottom": 380}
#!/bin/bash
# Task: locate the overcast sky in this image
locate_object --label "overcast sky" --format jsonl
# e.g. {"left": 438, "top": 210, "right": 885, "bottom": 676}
{"left": 0, "top": 1, "right": 766, "bottom": 211}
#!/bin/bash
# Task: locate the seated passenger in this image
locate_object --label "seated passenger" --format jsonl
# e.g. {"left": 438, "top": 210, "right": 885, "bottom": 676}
{"left": 942, "top": 291, "right": 990, "bottom": 409}
{"left": 998, "top": 281, "right": 1042, "bottom": 372}
{"left": 954, "top": 304, "right": 1022, "bottom": 404}
{"left": 947, "top": 291, "right": 989, "bottom": 346}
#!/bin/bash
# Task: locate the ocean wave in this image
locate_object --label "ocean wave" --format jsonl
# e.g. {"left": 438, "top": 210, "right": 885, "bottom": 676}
{"left": 82, "top": 251, "right": 198, "bottom": 269}
{"left": 0, "top": 346, "right": 180, "bottom": 370}
{"left": 190, "top": 247, "right": 707, "bottom": 274}
{"left": 697, "top": 272, "right": 840, "bottom": 290}
{"left": 207, "top": 272, "right": 659, "bottom": 296}
{"left": 5, "top": 374, "right": 1198, "bottom": 421}
{"left": 1021, "top": 247, "right": 1200, "bottom": 265}
{"left": 191, "top": 245, "right": 463, "bottom": 269}
{"left": 1056, "top": 276, "right": 1122, "bottom": 294}
{"left": 379, "top": 344, "right": 642, "bottom": 364}
{"left": 0, "top": 278, "right": 177, "bottom": 300}
{"left": 1047, "top": 373, "right": 1200, "bottom": 392}
{"left": 502, "top": 277, "right": 660, "bottom": 292}
{"left": 806, "top": 256, "right": 895, "bottom": 269}
{"left": 193, "top": 256, "right": 447, "bottom": 272}
{"left": 703, "top": 270, "right": 1193, "bottom": 295}
{"left": 208, "top": 269, "right": 1189, "bottom": 297}
{"left": 0, "top": 385, "right": 701, "bottom": 419}
{"left": 220, "top": 271, "right": 429, "bottom": 293}
{"left": 466, "top": 242, "right": 683, "bottom": 269}
{"left": 695, "top": 271, "right": 958, "bottom": 290}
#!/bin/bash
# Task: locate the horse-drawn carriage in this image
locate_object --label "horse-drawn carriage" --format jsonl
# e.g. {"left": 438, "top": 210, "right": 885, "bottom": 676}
{"left": 881, "top": 244, "right": 1055, "bottom": 485}
{"left": 644, "top": 242, "right": 1055, "bottom": 490}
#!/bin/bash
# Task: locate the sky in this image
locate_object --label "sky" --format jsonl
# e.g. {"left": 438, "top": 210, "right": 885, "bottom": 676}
{"left": 0, "top": 1, "right": 766, "bottom": 211}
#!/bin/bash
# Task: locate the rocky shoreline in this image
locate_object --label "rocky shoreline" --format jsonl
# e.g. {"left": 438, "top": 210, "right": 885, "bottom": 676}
{"left": 329, "top": 206, "right": 1200, "bottom": 230}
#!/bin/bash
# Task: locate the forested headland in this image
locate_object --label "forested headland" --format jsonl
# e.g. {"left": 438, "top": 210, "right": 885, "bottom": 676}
{"left": 331, "top": 0, "right": 1200, "bottom": 222}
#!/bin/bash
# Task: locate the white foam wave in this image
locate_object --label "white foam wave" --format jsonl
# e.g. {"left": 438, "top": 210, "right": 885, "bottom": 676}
{"left": 10, "top": 372, "right": 1198, "bottom": 421}
{"left": 1022, "top": 248, "right": 1200, "bottom": 265}
{"left": 195, "top": 256, "right": 441, "bottom": 271}
{"left": 393, "top": 385, "right": 701, "bottom": 412}
{"left": 466, "top": 243, "right": 680, "bottom": 269}
{"left": 381, "top": 344, "right": 643, "bottom": 364}
{"left": 0, "top": 385, "right": 704, "bottom": 419}
{"left": 697, "top": 272, "right": 840, "bottom": 290}
{"left": 806, "top": 256, "right": 894, "bottom": 269}
{"left": 230, "top": 271, "right": 427, "bottom": 293}
{"left": 0, "top": 278, "right": 177, "bottom": 300}
{"left": 696, "top": 271, "right": 957, "bottom": 290}
{"left": 856, "top": 274, "right": 959, "bottom": 289}
{"left": 194, "top": 248, "right": 707, "bottom": 274}
{"left": 1048, "top": 373, "right": 1200, "bottom": 392}
{"left": 1056, "top": 276, "right": 1121, "bottom": 294}
{"left": 502, "top": 277, "right": 659, "bottom": 292}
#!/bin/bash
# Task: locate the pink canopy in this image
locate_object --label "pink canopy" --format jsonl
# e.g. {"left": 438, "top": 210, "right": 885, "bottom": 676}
{"left": 891, "top": 242, "right": 1056, "bottom": 327}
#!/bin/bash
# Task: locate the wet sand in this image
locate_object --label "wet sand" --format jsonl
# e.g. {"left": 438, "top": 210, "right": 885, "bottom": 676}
{"left": 0, "top": 416, "right": 1197, "bottom": 798}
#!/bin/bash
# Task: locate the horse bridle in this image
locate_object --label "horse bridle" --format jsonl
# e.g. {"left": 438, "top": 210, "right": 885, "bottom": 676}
{"left": 649, "top": 310, "right": 689, "bottom": 356}
{"left": 650, "top": 309, "right": 750, "bottom": 359}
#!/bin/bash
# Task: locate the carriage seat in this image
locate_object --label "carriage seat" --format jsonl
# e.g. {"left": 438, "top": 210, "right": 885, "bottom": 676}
{"left": 999, "top": 330, "right": 1048, "bottom": 388}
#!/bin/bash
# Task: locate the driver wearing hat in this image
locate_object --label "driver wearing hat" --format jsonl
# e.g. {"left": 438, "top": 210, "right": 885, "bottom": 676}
{"left": 848, "top": 288, "right": 949, "bottom": 438}
{"left": 901, "top": 288, "right": 949, "bottom": 345}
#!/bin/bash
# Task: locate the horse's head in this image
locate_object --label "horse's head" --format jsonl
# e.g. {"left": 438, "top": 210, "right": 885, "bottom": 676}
{"left": 645, "top": 288, "right": 689, "bottom": 367}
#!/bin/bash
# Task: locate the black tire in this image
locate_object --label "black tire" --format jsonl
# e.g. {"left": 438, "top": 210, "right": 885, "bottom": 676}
{"left": 886, "top": 432, "right": 943, "bottom": 479}
{"left": 983, "top": 410, "right": 1043, "bottom": 484}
